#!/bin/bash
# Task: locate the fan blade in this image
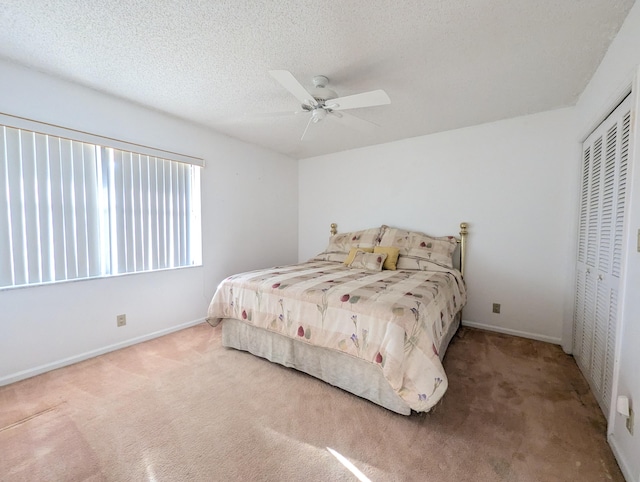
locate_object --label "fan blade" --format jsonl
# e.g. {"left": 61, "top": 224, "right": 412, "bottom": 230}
{"left": 269, "top": 70, "right": 318, "bottom": 107}
{"left": 328, "top": 111, "right": 379, "bottom": 131}
{"left": 326, "top": 89, "right": 390, "bottom": 111}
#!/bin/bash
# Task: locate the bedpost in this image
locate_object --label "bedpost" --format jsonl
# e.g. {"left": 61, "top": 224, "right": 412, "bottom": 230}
{"left": 330, "top": 223, "right": 337, "bottom": 236}
{"left": 459, "top": 222, "right": 468, "bottom": 277}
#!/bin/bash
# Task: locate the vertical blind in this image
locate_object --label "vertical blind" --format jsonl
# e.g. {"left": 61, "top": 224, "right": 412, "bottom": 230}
{"left": 0, "top": 125, "right": 202, "bottom": 289}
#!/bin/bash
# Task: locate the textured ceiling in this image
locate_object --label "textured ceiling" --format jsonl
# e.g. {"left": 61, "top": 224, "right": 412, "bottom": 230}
{"left": 0, "top": 1, "right": 635, "bottom": 159}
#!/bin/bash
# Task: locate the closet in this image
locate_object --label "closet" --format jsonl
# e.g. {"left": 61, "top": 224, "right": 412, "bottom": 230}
{"left": 573, "top": 94, "right": 632, "bottom": 419}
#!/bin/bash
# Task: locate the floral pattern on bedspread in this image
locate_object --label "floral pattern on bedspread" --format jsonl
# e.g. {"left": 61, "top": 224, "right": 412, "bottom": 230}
{"left": 207, "top": 260, "right": 466, "bottom": 412}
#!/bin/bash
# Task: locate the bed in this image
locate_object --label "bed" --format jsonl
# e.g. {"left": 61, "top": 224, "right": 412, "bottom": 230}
{"left": 206, "top": 223, "right": 468, "bottom": 415}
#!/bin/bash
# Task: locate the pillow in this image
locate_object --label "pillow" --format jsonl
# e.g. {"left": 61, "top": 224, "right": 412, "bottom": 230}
{"left": 312, "top": 227, "right": 384, "bottom": 263}
{"left": 397, "top": 258, "right": 457, "bottom": 272}
{"left": 344, "top": 246, "right": 374, "bottom": 265}
{"left": 373, "top": 246, "right": 400, "bottom": 270}
{"left": 378, "top": 226, "right": 457, "bottom": 269}
{"left": 348, "top": 250, "right": 387, "bottom": 271}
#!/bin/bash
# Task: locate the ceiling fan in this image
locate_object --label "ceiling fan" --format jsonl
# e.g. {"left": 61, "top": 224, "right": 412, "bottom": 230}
{"left": 268, "top": 70, "right": 391, "bottom": 140}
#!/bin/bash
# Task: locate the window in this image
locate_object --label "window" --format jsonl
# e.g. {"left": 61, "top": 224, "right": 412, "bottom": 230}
{"left": 0, "top": 123, "right": 202, "bottom": 289}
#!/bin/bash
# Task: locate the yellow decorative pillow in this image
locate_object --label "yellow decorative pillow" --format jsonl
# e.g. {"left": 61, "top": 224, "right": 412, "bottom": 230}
{"left": 344, "top": 246, "right": 374, "bottom": 265}
{"left": 374, "top": 246, "right": 400, "bottom": 270}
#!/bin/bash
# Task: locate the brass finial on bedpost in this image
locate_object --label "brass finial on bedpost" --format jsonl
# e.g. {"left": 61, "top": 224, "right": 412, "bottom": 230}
{"left": 459, "top": 222, "right": 468, "bottom": 277}
{"left": 330, "top": 223, "right": 337, "bottom": 236}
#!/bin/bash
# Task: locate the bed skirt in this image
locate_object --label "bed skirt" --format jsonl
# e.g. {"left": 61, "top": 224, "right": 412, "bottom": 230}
{"left": 220, "top": 311, "right": 461, "bottom": 415}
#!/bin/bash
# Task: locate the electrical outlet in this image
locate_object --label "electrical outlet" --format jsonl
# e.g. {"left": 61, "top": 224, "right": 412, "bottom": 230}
{"left": 627, "top": 406, "right": 634, "bottom": 435}
{"left": 492, "top": 303, "right": 501, "bottom": 314}
{"left": 116, "top": 314, "right": 127, "bottom": 327}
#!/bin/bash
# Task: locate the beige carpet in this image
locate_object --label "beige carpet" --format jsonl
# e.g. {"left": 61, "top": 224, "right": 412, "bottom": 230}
{"left": 0, "top": 324, "right": 623, "bottom": 481}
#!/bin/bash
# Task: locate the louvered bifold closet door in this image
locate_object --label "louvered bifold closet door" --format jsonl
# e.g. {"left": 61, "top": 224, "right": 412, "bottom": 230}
{"left": 573, "top": 146, "right": 591, "bottom": 366}
{"left": 573, "top": 95, "right": 632, "bottom": 420}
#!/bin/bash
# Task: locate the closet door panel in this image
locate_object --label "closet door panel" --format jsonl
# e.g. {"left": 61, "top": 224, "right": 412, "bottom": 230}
{"left": 580, "top": 273, "right": 596, "bottom": 374}
{"left": 573, "top": 268, "right": 586, "bottom": 363}
{"left": 573, "top": 142, "right": 591, "bottom": 370}
{"left": 586, "top": 136, "right": 602, "bottom": 270}
{"left": 592, "top": 279, "right": 610, "bottom": 398}
{"left": 602, "top": 288, "right": 618, "bottom": 414}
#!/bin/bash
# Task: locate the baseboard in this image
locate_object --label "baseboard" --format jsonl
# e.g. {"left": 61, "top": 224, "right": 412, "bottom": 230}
{"left": 608, "top": 433, "right": 635, "bottom": 481}
{"left": 461, "top": 320, "right": 562, "bottom": 345}
{"left": 0, "top": 317, "right": 205, "bottom": 387}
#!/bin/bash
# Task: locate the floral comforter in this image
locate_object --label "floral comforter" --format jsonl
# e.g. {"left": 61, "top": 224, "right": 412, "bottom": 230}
{"left": 207, "top": 260, "right": 466, "bottom": 412}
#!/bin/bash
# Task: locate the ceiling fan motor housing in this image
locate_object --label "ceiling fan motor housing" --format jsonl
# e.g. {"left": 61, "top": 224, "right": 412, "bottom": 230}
{"left": 310, "top": 75, "right": 337, "bottom": 104}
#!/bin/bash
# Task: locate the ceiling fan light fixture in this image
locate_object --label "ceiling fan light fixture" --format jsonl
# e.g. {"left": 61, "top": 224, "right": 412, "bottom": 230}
{"left": 312, "top": 108, "right": 327, "bottom": 123}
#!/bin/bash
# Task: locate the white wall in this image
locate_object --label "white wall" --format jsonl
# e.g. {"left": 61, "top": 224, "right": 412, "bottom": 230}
{"left": 0, "top": 60, "right": 298, "bottom": 384}
{"left": 299, "top": 107, "right": 579, "bottom": 345}
{"left": 575, "top": 2, "right": 640, "bottom": 479}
